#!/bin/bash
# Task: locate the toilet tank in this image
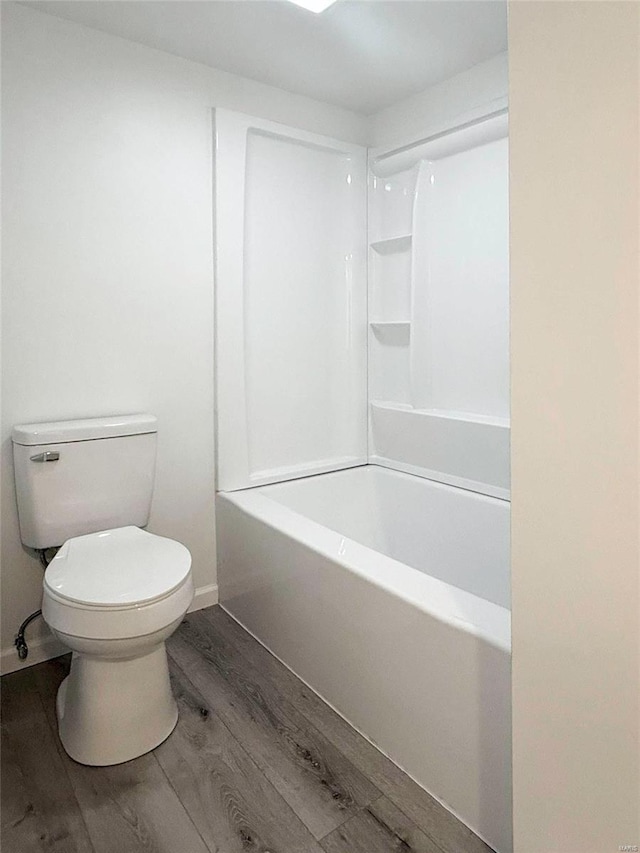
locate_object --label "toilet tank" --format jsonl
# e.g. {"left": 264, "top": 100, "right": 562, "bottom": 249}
{"left": 12, "top": 414, "right": 158, "bottom": 549}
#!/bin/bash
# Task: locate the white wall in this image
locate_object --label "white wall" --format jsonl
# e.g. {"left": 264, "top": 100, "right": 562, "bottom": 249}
{"left": 510, "top": 3, "right": 639, "bottom": 851}
{"left": 0, "top": 2, "right": 368, "bottom": 672}
{"left": 371, "top": 51, "right": 507, "bottom": 151}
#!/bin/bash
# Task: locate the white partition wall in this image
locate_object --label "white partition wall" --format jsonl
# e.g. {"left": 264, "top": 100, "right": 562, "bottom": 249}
{"left": 510, "top": 5, "right": 639, "bottom": 850}
{"left": 368, "top": 113, "right": 510, "bottom": 498}
{"left": 215, "top": 110, "right": 368, "bottom": 491}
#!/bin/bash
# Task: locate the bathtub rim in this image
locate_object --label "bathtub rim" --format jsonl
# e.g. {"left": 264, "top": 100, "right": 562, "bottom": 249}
{"left": 217, "top": 472, "right": 511, "bottom": 655}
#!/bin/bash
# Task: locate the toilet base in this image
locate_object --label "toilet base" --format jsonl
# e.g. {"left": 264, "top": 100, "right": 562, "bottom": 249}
{"left": 56, "top": 642, "right": 178, "bottom": 766}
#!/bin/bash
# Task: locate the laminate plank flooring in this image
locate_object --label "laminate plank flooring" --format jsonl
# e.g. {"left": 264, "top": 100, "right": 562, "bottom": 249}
{"left": 201, "top": 607, "right": 495, "bottom": 853}
{"left": 155, "top": 660, "right": 324, "bottom": 853}
{"left": 1, "top": 663, "right": 48, "bottom": 728}
{"left": 169, "top": 612, "right": 379, "bottom": 840}
{"left": 61, "top": 751, "right": 211, "bottom": 853}
{"left": 1, "top": 669, "right": 94, "bottom": 853}
{"left": 321, "top": 797, "right": 442, "bottom": 853}
{"left": 1, "top": 605, "right": 496, "bottom": 853}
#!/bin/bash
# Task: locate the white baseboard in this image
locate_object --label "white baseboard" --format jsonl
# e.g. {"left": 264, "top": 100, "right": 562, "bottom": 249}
{"left": 1, "top": 584, "right": 219, "bottom": 676}
{"left": 1, "top": 633, "right": 69, "bottom": 676}
{"left": 188, "top": 583, "right": 219, "bottom": 612}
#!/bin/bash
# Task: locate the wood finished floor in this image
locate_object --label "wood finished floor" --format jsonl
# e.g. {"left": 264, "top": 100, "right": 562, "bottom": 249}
{"left": 1, "top": 605, "right": 494, "bottom": 853}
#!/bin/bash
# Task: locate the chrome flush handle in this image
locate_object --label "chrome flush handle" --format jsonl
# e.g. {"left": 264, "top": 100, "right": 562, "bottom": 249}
{"left": 30, "top": 451, "right": 60, "bottom": 463}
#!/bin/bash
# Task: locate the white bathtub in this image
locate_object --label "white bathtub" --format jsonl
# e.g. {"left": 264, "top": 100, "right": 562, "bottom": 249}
{"left": 217, "top": 464, "right": 511, "bottom": 853}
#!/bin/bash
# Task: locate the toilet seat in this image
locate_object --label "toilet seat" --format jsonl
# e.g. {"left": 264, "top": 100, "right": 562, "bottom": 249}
{"left": 44, "top": 526, "right": 191, "bottom": 608}
{"left": 42, "top": 526, "right": 193, "bottom": 640}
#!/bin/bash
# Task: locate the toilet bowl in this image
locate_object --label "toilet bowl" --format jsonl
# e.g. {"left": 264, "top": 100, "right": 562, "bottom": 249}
{"left": 42, "top": 525, "right": 193, "bottom": 766}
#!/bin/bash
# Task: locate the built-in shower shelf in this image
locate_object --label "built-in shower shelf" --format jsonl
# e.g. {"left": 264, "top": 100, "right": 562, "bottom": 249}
{"left": 369, "top": 320, "right": 411, "bottom": 329}
{"left": 370, "top": 234, "right": 412, "bottom": 254}
{"left": 370, "top": 399, "right": 511, "bottom": 427}
{"left": 370, "top": 321, "right": 411, "bottom": 346}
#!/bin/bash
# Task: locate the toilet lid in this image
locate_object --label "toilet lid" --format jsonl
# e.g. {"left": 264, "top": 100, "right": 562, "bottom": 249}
{"left": 44, "top": 526, "right": 192, "bottom": 608}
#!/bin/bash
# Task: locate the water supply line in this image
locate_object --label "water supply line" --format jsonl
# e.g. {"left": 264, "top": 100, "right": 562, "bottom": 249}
{"left": 14, "top": 548, "right": 57, "bottom": 661}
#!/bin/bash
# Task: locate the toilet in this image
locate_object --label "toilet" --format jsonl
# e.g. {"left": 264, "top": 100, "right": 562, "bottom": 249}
{"left": 12, "top": 414, "right": 193, "bottom": 766}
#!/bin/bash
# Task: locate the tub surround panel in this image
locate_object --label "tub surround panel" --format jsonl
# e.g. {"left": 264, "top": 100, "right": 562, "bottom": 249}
{"left": 215, "top": 109, "right": 368, "bottom": 492}
{"left": 367, "top": 114, "right": 509, "bottom": 498}
{"left": 370, "top": 404, "right": 510, "bottom": 500}
{"left": 410, "top": 140, "right": 509, "bottom": 418}
{"left": 213, "top": 103, "right": 509, "bottom": 501}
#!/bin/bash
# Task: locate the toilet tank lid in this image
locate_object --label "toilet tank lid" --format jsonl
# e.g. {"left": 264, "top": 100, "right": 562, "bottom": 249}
{"left": 12, "top": 414, "right": 157, "bottom": 446}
